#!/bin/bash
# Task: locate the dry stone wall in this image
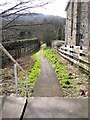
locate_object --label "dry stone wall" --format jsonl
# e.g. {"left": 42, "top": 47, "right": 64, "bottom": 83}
{"left": 2, "top": 38, "right": 40, "bottom": 66}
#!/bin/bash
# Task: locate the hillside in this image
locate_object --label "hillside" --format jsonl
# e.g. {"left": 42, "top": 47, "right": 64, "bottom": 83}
{"left": 2, "top": 13, "right": 66, "bottom": 43}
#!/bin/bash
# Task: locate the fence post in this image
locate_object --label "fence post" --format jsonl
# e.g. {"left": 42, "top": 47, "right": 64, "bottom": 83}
{"left": 79, "top": 46, "right": 83, "bottom": 62}
{"left": 14, "top": 64, "right": 18, "bottom": 97}
{"left": 26, "top": 72, "right": 28, "bottom": 97}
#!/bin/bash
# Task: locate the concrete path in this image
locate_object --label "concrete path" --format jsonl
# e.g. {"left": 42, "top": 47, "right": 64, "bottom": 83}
{"left": 24, "top": 97, "right": 88, "bottom": 118}
{"left": 31, "top": 52, "right": 63, "bottom": 97}
{"left": 2, "top": 96, "right": 26, "bottom": 119}
{"left": 0, "top": 97, "right": 2, "bottom": 120}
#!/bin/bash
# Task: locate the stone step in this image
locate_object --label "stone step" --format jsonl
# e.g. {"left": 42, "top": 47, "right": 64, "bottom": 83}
{"left": 24, "top": 97, "right": 88, "bottom": 118}
{"left": 0, "top": 96, "right": 2, "bottom": 120}
{"left": 2, "top": 96, "right": 27, "bottom": 119}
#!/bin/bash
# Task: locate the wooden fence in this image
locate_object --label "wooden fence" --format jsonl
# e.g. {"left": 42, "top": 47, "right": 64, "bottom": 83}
{"left": 53, "top": 45, "right": 90, "bottom": 72}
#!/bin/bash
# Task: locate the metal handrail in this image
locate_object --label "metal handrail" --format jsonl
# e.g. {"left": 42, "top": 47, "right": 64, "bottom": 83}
{"left": 0, "top": 43, "right": 25, "bottom": 72}
{"left": 0, "top": 43, "right": 28, "bottom": 97}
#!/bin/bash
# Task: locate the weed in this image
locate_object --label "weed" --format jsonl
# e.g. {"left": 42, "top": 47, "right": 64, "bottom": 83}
{"left": 43, "top": 48, "right": 74, "bottom": 90}
{"left": 28, "top": 52, "right": 41, "bottom": 87}
{"left": 18, "top": 51, "right": 41, "bottom": 96}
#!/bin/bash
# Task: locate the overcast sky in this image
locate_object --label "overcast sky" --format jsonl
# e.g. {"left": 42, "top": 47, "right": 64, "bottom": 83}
{"left": 33, "top": 0, "right": 68, "bottom": 18}
{"left": 0, "top": 0, "right": 68, "bottom": 18}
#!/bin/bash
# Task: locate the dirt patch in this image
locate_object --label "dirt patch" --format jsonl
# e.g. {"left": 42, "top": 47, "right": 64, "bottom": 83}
{"left": 1, "top": 53, "right": 34, "bottom": 96}
{"left": 56, "top": 51, "right": 88, "bottom": 98}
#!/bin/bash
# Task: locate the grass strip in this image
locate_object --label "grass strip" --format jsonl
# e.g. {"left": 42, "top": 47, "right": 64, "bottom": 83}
{"left": 43, "top": 47, "right": 74, "bottom": 89}
{"left": 18, "top": 51, "right": 41, "bottom": 96}
{"left": 28, "top": 52, "right": 41, "bottom": 87}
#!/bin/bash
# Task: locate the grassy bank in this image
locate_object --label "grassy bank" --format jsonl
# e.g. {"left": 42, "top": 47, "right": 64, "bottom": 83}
{"left": 18, "top": 51, "right": 41, "bottom": 96}
{"left": 28, "top": 51, "right": 41, "bottom": 87}
{"left": 43, "top": 47, "right": 74, "bottom": 91}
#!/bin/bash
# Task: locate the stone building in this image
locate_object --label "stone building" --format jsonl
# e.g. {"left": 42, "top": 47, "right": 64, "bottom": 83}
{"left": 65, "top": 0, "right": 90, "bottom": 47}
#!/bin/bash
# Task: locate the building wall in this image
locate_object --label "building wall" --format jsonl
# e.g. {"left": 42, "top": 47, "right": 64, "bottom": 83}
{"left": 65, "top": 1, "right": 78, "bottom": 46}
{"left": 88, "top": 2, "right": 90, "bottom": 47}
{"left": 65, "top": 2, "right": 72, "bottom": 45}
{"left": 65, "top": 1, "right": 90, "bottom": 47}
{"left": 80, "top": 2, "right": 88, "bottom": 46}
{"left": 72, "top": 2, "right": 78, "bottom": 46}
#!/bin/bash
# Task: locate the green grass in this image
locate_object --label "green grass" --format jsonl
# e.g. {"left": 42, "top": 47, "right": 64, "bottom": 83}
{"left": 43, "top": 47, "right": 74, "bottom": 88}
{"left": 18, "top": 51, "right": 41, "bottom": 96}
{"left": 28, "top": 52, "right": 41, "bottom": 87}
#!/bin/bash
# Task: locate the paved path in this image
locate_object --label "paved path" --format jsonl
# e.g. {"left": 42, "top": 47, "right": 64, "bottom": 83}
{"left": 0, "top": 97, "right": 2, "bottom": 120}
{"left": 2, "top": 96, "right": 26, "bottom": 119}
{"left": 31, "top": 52, "right": 63, "bottom": 97}
{"left": 24, "top": 97, "right": 88, "bottom": 118}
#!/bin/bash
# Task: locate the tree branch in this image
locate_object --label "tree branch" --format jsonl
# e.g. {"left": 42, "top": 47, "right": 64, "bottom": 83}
{"left": 2, "top": 1, "right": 50, "bottom": 17}
{"left": 1, "top": 2, "right": 24, "bottom": 15}
{"left": 3, "top": 15, "right": 20, "bottom": 28}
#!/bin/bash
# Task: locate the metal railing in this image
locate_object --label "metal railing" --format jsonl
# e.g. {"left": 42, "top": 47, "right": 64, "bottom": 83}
{"left": 0, "top": 43, "right": 28, "bottom": 97}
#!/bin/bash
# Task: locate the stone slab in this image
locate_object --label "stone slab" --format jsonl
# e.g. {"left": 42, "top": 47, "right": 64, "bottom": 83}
{"left": 24, "top": 97, "right": 88, "bottom": 118}
{"left": 0, "top": 96, "right": 2, "bottom": 120}
{"left": 2, "top": 96, "right": 26, "bottom": 118}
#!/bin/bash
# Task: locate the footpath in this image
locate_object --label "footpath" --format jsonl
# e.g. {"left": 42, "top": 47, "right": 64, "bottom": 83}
{"left": 31, "top": 51, "right": 63, "bottom": 97}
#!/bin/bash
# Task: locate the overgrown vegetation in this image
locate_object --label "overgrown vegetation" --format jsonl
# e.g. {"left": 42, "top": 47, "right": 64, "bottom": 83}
{"left": 2, "top": 38, "right": 39, "bottom": 50}
{"left": 17, "top": 50, "right": 41, "bottom": 96}
{"left": 43, "top": 47, "right": 74, "bottom": 89}
{"left": 28, "top": 52, "right": 41, "bottom": 87}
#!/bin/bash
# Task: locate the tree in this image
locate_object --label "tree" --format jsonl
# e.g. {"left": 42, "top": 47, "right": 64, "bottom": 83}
{"left": 20, "top": 31, "right": 31, "bottom": 39}
{"left": 20, "top": 31, "right": 26, "bottom": 38}
{"left": 0, "top": 0, "right": 54, "bottom": 42}
{"left": 0, "top": 0, "right": 54, "bottom": 29}
{"left": 57, "top": 27, "right": 62, "bottom": 40}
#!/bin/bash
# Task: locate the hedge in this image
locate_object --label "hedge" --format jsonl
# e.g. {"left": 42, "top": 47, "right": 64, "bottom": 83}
{"left": 2, "top": 38, "right": 39, "bottom": 50}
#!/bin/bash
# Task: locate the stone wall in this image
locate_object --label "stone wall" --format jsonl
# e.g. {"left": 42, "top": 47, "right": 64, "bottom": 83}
{"left": 65, "top": 1, "right": 90, "bottom": 47}
{"left": 80, "top": 2, "right": 88, "bottom": 46}
{"left": 65, "top": 4, "right": 71, "bottom": 44}
{"left": 88, "top": 2, "right": 90, "bottom": 47}
{"left": 65, "top": 1, "right": 78, "bottom": 46}
{"left": 2, "top": 39, "right": 40, "bottom": 66}
{"left": 65, "top": 2, "right": 72, "bottom": 45}
{"left": 72, "top": 2, "right": 78, "bottom": 46}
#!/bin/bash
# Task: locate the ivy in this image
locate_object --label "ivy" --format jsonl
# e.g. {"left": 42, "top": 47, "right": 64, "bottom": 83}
{"left": 2, "top": 38, "right": 39, "bottom": 50}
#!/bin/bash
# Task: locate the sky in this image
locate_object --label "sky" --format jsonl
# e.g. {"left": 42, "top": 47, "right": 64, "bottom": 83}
{"left": 32, "top": 0, "right": 68, "bottom": 18}
{"left": 0, "top": 0, "right": 68, "bottom": 18}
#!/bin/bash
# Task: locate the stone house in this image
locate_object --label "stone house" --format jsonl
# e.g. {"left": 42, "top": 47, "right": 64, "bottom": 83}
{"left": 65, "top": 0, "right": 90, "bottom": 47}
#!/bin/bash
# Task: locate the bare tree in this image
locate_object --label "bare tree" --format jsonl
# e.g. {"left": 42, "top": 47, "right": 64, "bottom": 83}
{"left": 1, "top": 0, "right": 53, "bottom": 15}
{"left": 0, "top": 0, "right": 55, "bottom": 42}
{"left": 0, "top": 0, "right": 54, "bottom": 29}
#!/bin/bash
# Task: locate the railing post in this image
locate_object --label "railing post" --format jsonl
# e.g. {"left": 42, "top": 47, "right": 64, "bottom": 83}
{"left": 26, "top": 72, "right": 28, "bottom": 97}
{"left": 79, "top": 46, "right": 83, "bottom": 62}
{"left": 14, "top": 64, "right": 18, "bottom": 97}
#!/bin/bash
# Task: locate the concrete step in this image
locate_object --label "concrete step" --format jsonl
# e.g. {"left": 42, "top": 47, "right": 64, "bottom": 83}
{"left": 0, "top": 96, "right": 2, "bottom": 120}
{"left": 2, "top": 96, "right": 27, "bottom": 119}
{"left": 24, "top": 97, "right": 88, "bottom": 118}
